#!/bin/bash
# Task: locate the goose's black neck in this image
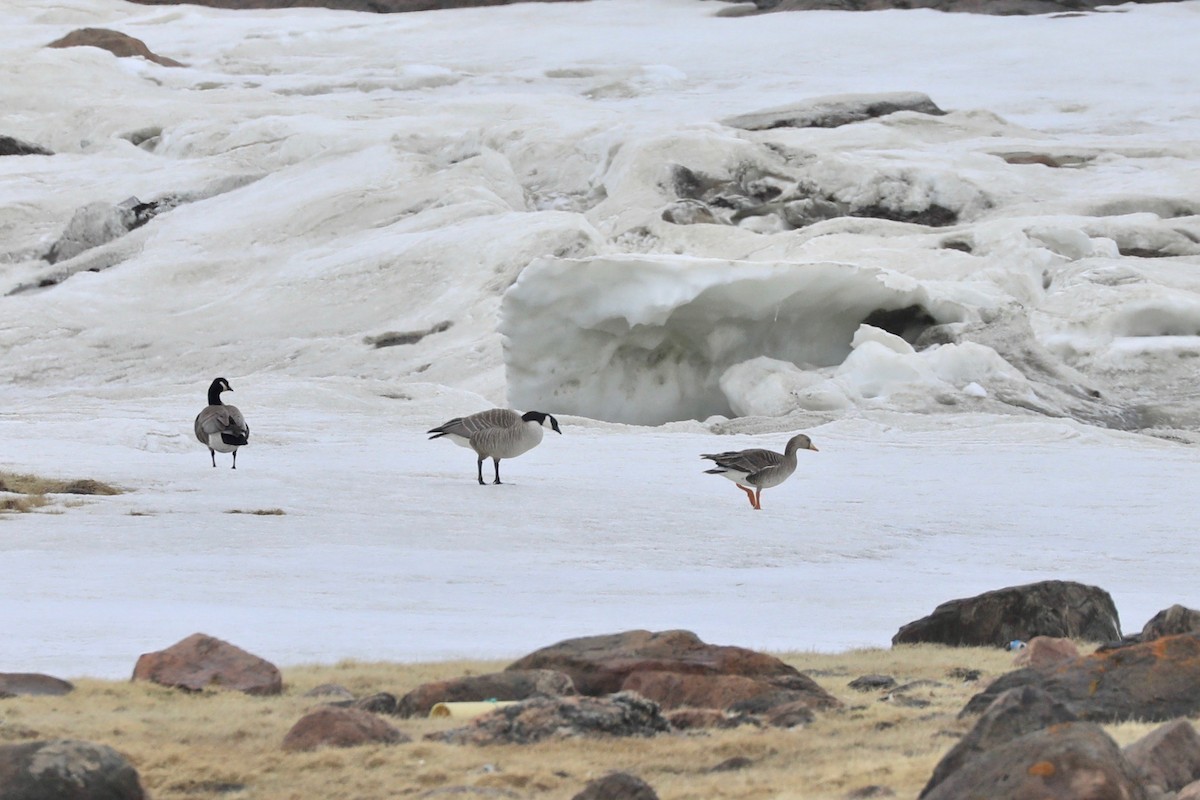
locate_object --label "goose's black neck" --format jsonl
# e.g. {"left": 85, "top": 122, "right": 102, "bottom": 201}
{"left": 207, "top": 378, "right": 228, "bottom": 406}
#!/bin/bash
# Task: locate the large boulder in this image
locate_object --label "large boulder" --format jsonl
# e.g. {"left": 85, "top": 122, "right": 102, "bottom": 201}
{"left": 0, "top": 136, "right": 52, "bottom": 157}
{"left": 397, "top": 669, "right": 576, "bottom": 718}
{"left": 427, "top": 692, "right": 670, "bottom": 745}
{"left": 921, "top": 685, "right": 1078, "bottom": 797}
{"left": 1139, "top": 604, "right": 1200, "bottom": 642}
{"left": 618, "top": 671, "right": 838, "bottom": 713}
{"left": 922, "top": 722, "right": 1147, "bottom": 800}
{"left": 0, "top": 739, "right": 146, "bottom": 800}
{"left": 281, "top": 707, "right": 409, "bottom": 752}
{"left": 962, "top": 632, "right": 1200, "bottom": 723}
{"left": 0, "top": 674, "right": 73, "bottom": 697}
{"left": 892, "top": 581, "right": 1120, "bottom": 647}
{"left": 45, "top": 28, "right": 184, "bottom": 67}
{"left": 132, "top": 633, "right": 282, "bottom": 695}
{"left": 1122, "top": 719, "right": 1200, "bottom": 794}
{"left": 505, "top": 629, "right": 803, "bottom": 696}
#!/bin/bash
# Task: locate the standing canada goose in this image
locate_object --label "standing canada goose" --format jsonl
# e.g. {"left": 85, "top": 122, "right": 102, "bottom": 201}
{"left": 702, "top": 433, "right": 818, "bottom": 510}
{"left": 428, "top": 409, "right": 561, "bottom": 485}
{"left": 194, "top": 377, "right": 250, "bottom": 469}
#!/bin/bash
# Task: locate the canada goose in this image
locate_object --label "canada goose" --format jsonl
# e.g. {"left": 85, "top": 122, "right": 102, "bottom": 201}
{"left": 194, "top": 377, "right": 250, "bottom": 469}
{"left": 428, "top": 409, "right": 561, "bottom": 485}
{"left": 702, "top": 433, "right": 818, "bottom": 510}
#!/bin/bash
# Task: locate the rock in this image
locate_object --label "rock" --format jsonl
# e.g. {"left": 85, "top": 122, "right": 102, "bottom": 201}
{"left": 353, "top": 692, "right": 399, "bottom": 715}
{"left": 848, "top": 674, "right": 896, "bottom": 692}
{"left": 739, "top": 0, "right": 1140, "bottom": 15}
{"left": 45, "top": 196, "right": 178, "bottom": 264}
{"left": 398, "top": 669, "right": 575, "bottom": 718}
{"left": 892, "top": 580, "right": 1121, "bottom": 647}
{"left": 0, "top": 674, "right": 73, "bottom": 697}
{"left": 711, "top": 756, "right": 754, "bottom": 771}
{"left": 0, "top": 136, "right": 52, "bottom": 157}
{"left": 962, "top": 632, "right": 1200, "bottom": 723}
{"left": 572, "top": 772, "right": 658, "bottom": 800}
{"left": 132, "top": 633, "right": 282, "bottom": 695}
{"left": 122, "top": 0, "right": 584, "bottom": 12}
{"left": 922, "top": 722, "right": 1147, "bottom": 800}
{"left": 619, "top": 670, "right": 836, "bottom": 713}
{"left": 921, "top": 686, "right": 1078, "bottom": 797}
{"left": 505, "top": 629, "right": 805, "bottom": 696}
{"left": 427, "top": 692, "right": 670, "bottom": 745}
{"left": 664, "top": 708, "right": 756, "bottom": 730}
{"left": 0, "top": 739, "right": 146, "bottom": 799}
{"left": 764, "top": 700, "right": 817, "bottom": 727}
{"left": 722, "top": 91, "right": 945, "bottom": 131}
{"left": 846, "top": 787, "right": 895, "bottom": 799}
{"left": 303, "top": 683, "right": 355, "bottom": 701}
{"left": 1180, "top": 781, "right": 1200, "bottom": 800}
{"left": 1123, "top": 719, "right": 1200, "bottom": 793}
{"left": 1140, "top": 604, "right": 1200, "bottom": 642}
{"left": 45, "top": 28, "right": 184, "bottom": 67}
{"left": 281, "top": 706, "right": 409, "bottom": 752}
{"left": 1012, "top": 636, "right": 1080, "bottom": 668}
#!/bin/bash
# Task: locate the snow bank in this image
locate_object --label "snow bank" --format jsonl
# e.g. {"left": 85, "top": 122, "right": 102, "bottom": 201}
{"left": 501, "top": 255, "right": 964, "bottom": 425}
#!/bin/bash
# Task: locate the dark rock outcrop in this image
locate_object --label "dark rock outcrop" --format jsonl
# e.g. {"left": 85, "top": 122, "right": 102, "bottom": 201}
{"left": 962, "top": 632, "right": 1200, "bottom": 723}
{"left": 0, "top": 739, "right": 146, "bottom": 800}
{"left": 132, "top": 633, "right": 282, "bottom": 695}
{"left": 1140, "top": 604, "right": 1200, "bottom": 642}
{"left": 921, "top": 686, "right": 1078, "bottom": 796}
{"left": 922, "top": 722, "right": 1147, "bottom": 800}
{"left": 892, "top": 580, "right": 1120, "bottom": 647}
{"left": 722, "top": 91, "right": 945, "bottom": 130}
{"left": 0, "top": 674, "right": 74, "bottom": 697}
{"left": 398, "top": 669, "right": 576, "bottom": 718}
{"left": 282, "top": 707, "right": 409, "bottom": 752}
{"left": 0, "top": 136, "right": 52, "bottom": 157}
{"left": 572, "top": 772, "right": 659, "bottom": 800}
{"left": 505, "top": 629, "right": 804, "bottom": 696}
{"left": 123, "top": 0, "right": 585, "bottom": 12}
{"left": 46, "top": 28, "right": 184, "bottom": 67}
{"left": 427, "top": 692, "right": 670, "bottom": 745}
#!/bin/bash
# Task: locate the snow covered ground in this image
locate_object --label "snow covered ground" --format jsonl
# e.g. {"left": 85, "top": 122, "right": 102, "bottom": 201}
{"left": 2, "top": 0, "right": 1200, "bottom": 679}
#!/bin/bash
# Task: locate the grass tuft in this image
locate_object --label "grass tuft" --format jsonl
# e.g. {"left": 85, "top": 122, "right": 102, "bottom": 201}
{"left": 225, "top": 508, "right": 286, "bottom": 516}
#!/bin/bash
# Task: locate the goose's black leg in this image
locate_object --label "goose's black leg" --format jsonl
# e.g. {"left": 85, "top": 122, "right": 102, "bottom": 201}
{"left": 493, "top": 458, "right": 502, "bottom": 485}
{"left": 209, "top": 449, "right": 217, "bottom": 468}
{"left": 477, "top": 457, "right": 486, "bottom": 485}
{"left": 232, "top": 449, "right": 238, "bottom": 470}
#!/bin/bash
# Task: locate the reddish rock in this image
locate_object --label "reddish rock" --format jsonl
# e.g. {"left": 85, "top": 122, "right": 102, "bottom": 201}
{"left": 922, "top": 722, "right": 1147, "bottom": 800}
{"left": 0, "top": 739, "right": 146, "bottom": 799}
{"left": 46, "top": 28, "right": 184, "bottom": 67}
{"left": 0, "top": 673, "right": 74, "bottom": 697}
{"left": 963, "top": 633, "right": 1200, "bottom": 723}
{"left": 282, "top": 706, "right": 409, "bottom": 752}
{"left": 1012, "top": 636, "right": 1080, "bottom": 669}
{"left": 664, "top": 708, "right": 750, "bottom": 730}
{"left": 1123, "top": 719, "right": 1200, "bottom": 792}
{"left": 398, "top": 669, "right": 575, "bottom": 717}
{"left": 427, "top": 692, "right": 670, "bottom": 745}
{"left": 922, "top": 685, "right": 1078, "bottom": 796}
{"left": 620, "top": 671, "right": 774, "bottom": 710}
{"left": 506, "top": 629, "right": 804, "bottom": 696}
{"left": 1180, "top": 781, "right": 1200, "bottom": 800}
{"left": 132, "top": 633, "right": 282, "bottom": 695}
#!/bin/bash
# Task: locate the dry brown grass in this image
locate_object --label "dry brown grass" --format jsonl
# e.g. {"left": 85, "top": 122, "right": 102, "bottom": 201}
{"left": 225, "top": 508, "right": 287, "bottom": 516}
{"left": 0, "top": 645, "right": 1162, "bottom": 800}
{"left": 0, "top": 470, "right": 123, "bottom": 514}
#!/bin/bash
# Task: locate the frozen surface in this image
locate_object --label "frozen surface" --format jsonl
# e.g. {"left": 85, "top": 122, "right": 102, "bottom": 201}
{"left": 2, "top": 0, "right": 1200, "bottom": 678}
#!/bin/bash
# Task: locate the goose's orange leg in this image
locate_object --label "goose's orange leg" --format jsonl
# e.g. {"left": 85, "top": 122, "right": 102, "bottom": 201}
{"left": 738, "top": 484, "right": 757, "bottom": 508}
{"left": 754, "top": 487, "right": 763, "bottom": 510}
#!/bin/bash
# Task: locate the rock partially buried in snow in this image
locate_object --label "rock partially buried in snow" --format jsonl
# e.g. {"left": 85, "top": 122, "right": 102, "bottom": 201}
{"left": 46, "top": 28, "right": 184, "bottom": 67}
{"left": 132, "top": 633, "right": 282, "bottom": 695}
{"left": 722, "top": 91, "right": 946, "bottom": 131}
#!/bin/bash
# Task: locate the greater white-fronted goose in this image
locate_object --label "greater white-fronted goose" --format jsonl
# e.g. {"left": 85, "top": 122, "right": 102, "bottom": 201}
{"left": 428, "top": 409, "right": 561, "bottom": 485}
{"left": 702, "top": 433, "right": 818, "bottom": 509}
{"left": 194, "top": 377, "right": 250, "bottom": 469}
